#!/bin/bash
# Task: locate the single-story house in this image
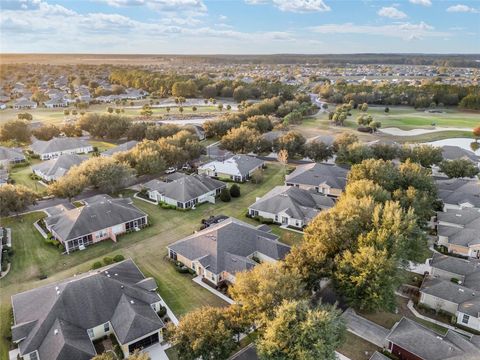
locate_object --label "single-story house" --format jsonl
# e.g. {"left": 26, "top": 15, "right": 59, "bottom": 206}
{"left": 198, "top": 155, "right": 264, "bottom": 182}
{"left": 0, "top": 146, "right": 26, "bottom": 167}
{"left": 432, "top": 145, "right": 480, "bottom": 177}
{"left": 167, "top": 217, "right": 290, "bottom": 285}
{"left": 44, "top": 96, "right": 68, "bottom": 108}
{"left": 143, "top": 173, "right": 226, "bottom": 209}
{"left": 430, "top": 253, "right": 480, "bottom": 288}
{"left": 101, "top": 140, "right": 139, "bottom": 157}
{"left": 30, "top": 137, "right": 93, "bottom": 160}
{"left": 436, "top": 208, "right": 480, "bottom": 258}
{"left": 31, "top": 154, "right": 88, "bottom": 182}
{"left": 385, "top": 317, "right": 480, "bottom": 360}
{"left": 248, "top": 185, "right": 334, "bottom": 228}
{"left": 11, "top": 259, "right": 165, "bottom": 360}
{"left": 44, "top": 195, "right": 147, "bottom": 253}
{"left": 13, "top": 98, "right": 37, "bottom": 109}
{"left": 419, "top": 276, "right": 480, "bottom": 332}
{"left": 436, "top": 178, "right": 480, "bottom": 211}
{"left": 285, "top": 162, "right": 348, "bottom": 197}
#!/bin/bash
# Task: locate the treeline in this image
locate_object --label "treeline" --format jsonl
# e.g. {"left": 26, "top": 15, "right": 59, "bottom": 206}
{"left": 317, "top": 81, "right": 480, "bottom": 108}
{"left": 49, "top": 130, "right": 204, "bottom": 199}
{"left": 109, "top": 69, "right": 296, "bottom": 100}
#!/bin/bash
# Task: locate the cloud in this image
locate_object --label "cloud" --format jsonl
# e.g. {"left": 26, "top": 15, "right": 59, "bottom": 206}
{"left": 310, "top": 21, "right": 448, "bottom": 40}
{"left": 378, "top": 6, "right": 407, "bottom": 19}
{"left": 446, "top": 4, "right": 479, "bottom": 13}
{"left": 104, "top": 0, "right": 207, "bottom": 12}
{"left": 408, "top": 0, "right": 431, "bottom": 6}
{"left": 246, "top": 0, "right": 331, "bottom": 13}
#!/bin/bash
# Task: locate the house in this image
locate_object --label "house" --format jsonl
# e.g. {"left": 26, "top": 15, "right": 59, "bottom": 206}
{"left": 436, "top": 178, "right": 480, "bottom": 211}
{"left": 43, "top": 195, "right": 147, "bottom": 253}
{"left": 430, "top": 253, "right": 480, "bottom": 287}
{"left": 30, "top": 137, "right": 93, "bottom": 160}
{"left": 13, "top": 98, "right": 37, "bottom": 109}
{"left": 31, "top": 154, "right": 88, "bottom": 182}
{"left": 436, "top": 208, "right": 480, "bottom": 258}
{"left": 285, "top": 163, "right": 348, "bottom": 197}
{"left": 143, "top": 173, "right": 226, "bottom": 209}
{"left": 248, "top": 185, "right": 334, "bottom": 228}
{"left": 167, "top": 217, "right": 290, "bottom": 285}
{"left": 0, "top": 146, "right": 26, "bottom": 167}
{"left": 101, "top": 140, "right": 139, "bottom": 157}
{"left": 433, "top": 146, "right": 480, "bottom": 177}
{"left": 205, "top": 142, "right": 233, "bottom": 161}
{"left": 419, "top": 276, "right": 480, "bottom": 332}
{"left": 44, "top": 96, "right": 68, "bottom": 108}
{"left": 198, "top": 155, "right": 264, "bottom": 182}
{"left": 11, "top": 259, "right": 165, "bottom": 360}
{"left": 385, "top": 317, "right": 480, "bottom": 360}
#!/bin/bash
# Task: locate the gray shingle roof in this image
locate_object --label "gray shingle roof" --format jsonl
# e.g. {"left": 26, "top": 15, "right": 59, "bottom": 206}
{"left": 30, "top": 137, "right": 91, "bottom": 155}
{"left": 32, "top": 154, "right": 88, "bottom": 179}
{"left": 45, "top": 195, "right": 146, "bottom": 242}
{"left": 431, "top": 253, "right": 480, "bottom": 279}
{"left": 11, "top": 260, "right": 163, "bottom": 360}
{"left": 437, "top": 208, "right": 480, "bottom": 227}
{"left": 436, "top": 179, "right": 480, "bottom": 208}
{"left": 0, "top": 146, "right": 25, "bottom": 163}
{"left": 201, "top": 155, "right": 264, "bottom": 177}
{"left": 369, "top": 352, "right": 390, "bottom": 360}
{"left": 420, "top": 276, "right": 477, "bottom": 306}
{"left": 441, "top": 146, "right": 479, "bottom": 163}
{"left": 249, "top": 185, "right": 334, "bottom": 223}
{"left": 101, "top": 140, "right": 138, "bottom": 156}
{"left": 167, "top": 217, "right": 290, "bottom": 275}
{"left": 386, "top": 317, "right": 480, "bottom": 360}
{"left": 285, "top": 163, "right": 348, "bottom": 190}
{"left": 143, "top": 173, "right": 226, "bottom": 203}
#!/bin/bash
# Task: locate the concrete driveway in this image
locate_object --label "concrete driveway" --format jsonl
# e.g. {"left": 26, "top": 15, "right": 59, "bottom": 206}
{"left": 144, "top": 344, "right": 170, "bottom": 360}
{"left": 341, "top": 308, "right": 389, "bottom": 347}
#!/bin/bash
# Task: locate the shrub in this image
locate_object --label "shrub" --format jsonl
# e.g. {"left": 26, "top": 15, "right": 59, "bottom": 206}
{"left": 113, "top": 254, "right": 125, "bottom": 263}
{"left": 220, "top": 188, "right": 231, "bottom": 202}
{"left": 451, "top": 277, "right": 460, "bottom": 284}
{"left": 157, "top": 306, "right": 167, "bottom": 317}
{"left": 229, "top": 184, "right": 241, "bottom": 198}
{"left": 92, "top": 261, "right": 102, "bottom": 269}
{"left": 103, "top": 257, "right": 114, "bottom": 265}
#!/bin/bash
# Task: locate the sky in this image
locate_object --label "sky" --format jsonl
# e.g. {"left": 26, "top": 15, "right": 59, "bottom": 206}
{"left": 1, "top": 0, "right": 479, "bottom": 54}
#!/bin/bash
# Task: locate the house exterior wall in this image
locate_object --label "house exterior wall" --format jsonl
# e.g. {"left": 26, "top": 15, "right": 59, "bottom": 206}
{"left": 389, "top": 342, "right": 423, "bottom": 360}
{"left": 419, "top": 292, "right": 458, "bottom": 314}
{"left": 431, "top": 268, "right": 465, "bottom": 282}
{"left": 248, "top": 208, "right": 304, "bottom": 228}
{"left": 286, "top": 182, "right": 342, "bottom": 197}
{"left": 36, "top": 146, "right": 93, "bottom": 160}
{"left": 149, "top": 188, "right": 221, "bottom": 209}
{"left": 456, "top": 310, "right": 480, "bottom": 331}
{"left": 447, "top": 244, "right": 472, "bottom": 257}
{"left": 88, "top": 321, "right": 113, "bottom": 341}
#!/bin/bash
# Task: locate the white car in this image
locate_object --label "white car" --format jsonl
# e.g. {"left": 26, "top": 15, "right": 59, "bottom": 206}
{"left": 165, "top": 167, "right": 177, "bottom": 174}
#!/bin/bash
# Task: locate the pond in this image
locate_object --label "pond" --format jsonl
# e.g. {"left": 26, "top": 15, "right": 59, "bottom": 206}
{"left": 425, "top": 138, "right": 479, "bottom": 155}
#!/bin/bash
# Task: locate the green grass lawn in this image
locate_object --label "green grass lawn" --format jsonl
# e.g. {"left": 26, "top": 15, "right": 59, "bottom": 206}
{"left": 0, "top": 163, "right": 295, "bottom": 360}
{"left": 8, "top": 160, "right": 47, "bottom": 195}
{"left": 337, "top": 332, "right": 381, "bottom": 360}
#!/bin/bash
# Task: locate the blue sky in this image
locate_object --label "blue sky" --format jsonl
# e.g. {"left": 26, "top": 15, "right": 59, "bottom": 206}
{"left": 1, "top": 0, "right": 479, "bottom": 54}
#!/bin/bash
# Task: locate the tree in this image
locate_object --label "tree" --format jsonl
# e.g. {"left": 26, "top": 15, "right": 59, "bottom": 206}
{"left": 439, "top": 159, "right": 480, "bottom": 178}
{"left": 257, "top": 300, "right": 345, "bottom": 360}
{"left": 332, "top": 133, "right": 358, "bottom": 152}
{"left": 128, "top": 350, "right": 150, "bottom": 360}
{"left": 470, "top": 141, "right": 480, "bottom": 152}
{"left": 220, "top": 188, "right": 231, "bottom": 202}
{"left": 32, "top": 124, "right": 61, "bottom": 141}
{"left": 140, "top": 104, "right": 153, "bottom": 117}
{"left": 126, "top": 122, "right": 148, "bottom": 141}
{"left": 202, "top": 84, "right": 217, "bottom": 99}
{"left": 48, "top": 174, "right": 87, "bottom": 201}
{"left": 400, "top": 144, "right": 443, "bottom": 168}
{"left": 230, "top": 184, "right": 240, "bottom": 198}
{"left": 165, "top": 306, "right": 236, "bottom": 360}
{"left": 233, "top": 86, "right": 250, "bottom": 103}
{"left": 0, "top": 120, "right": 31, "bottom": 143}
{"left": 218, "top": 103, "right": 223, "bottom": 111}
{"left": 251, "top": 168, "right": 264, "bottom": 184}
{"left": 304, "top": 140, "right": 333, "bottom": 162}
{"left": 17, "top": 113, "right": 33, "bottom": 121}
{"left": 335, "top": 142, "right": 373, "bottom": 165}
{"left": 61, "top": 123, "right": 83, "bottom": 137}
{"left": 360, "top": 102, "right": 368, "bottom": 112}
{"left": 335, "top": 246, "right": 398, "bottom": 311}
{"left": 106, "top": 106, "right": 114, "bottom": 114}
{"left": 384, "top": 106, "right": 390, "bottom": 113}
{"left": 274, "top": 131, "right": 306, "bottom": 158}
{"left": 115, "top": 140, "right": 166, "bottom": 175}
{"left": 229, "top": 262, "right": 306, "bottom": 327}
{"left": 31, "top": 91, "right": 49, "bottom": 104}
{"left": 0, "top": 184, "right": 37, "bottom": 216}
{"left": 220, "top": 126, "right": 260, "bottom": 154}
{"left": 473, "top": 126, "right": 480, "bottom": 138}
{"left": 242, "top": 115, "right": 273, "bottom": 133}
{"left": 277, "top": 149, "right": 288, "bottom": 177}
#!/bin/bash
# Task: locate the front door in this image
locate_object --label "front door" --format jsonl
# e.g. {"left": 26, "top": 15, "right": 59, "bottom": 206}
{"left": 282, "top": 216, "right": 288, "bottom": 224}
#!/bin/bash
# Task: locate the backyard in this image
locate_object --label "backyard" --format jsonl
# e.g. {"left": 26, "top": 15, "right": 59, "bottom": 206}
{"left": 0, "top": 162, "right": 302, "bottom": 360}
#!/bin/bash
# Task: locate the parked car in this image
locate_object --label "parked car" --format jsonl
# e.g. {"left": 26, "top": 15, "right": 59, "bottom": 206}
{"left": 165, "top": 167, "right": 177, "bottom": 174}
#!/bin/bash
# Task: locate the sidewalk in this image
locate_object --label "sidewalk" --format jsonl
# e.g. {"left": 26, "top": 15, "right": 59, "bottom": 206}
{"left": 193, "top": 275, "right": 234, "bottom": 304}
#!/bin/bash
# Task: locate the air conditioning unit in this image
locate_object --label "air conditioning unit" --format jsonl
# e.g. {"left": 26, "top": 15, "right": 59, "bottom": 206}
{"left": 134, "top": 227, "right": 140, "bottom": 232}
{"left": 79, "top": 245, "right": 86, "bottom": 251}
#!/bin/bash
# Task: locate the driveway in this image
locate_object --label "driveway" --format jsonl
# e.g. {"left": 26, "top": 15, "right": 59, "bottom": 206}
{"left": 144, "top": 344, "right": 170, "bottom": 360}
{"left": 341, "top": 308, "right": 389, "bottom": 347}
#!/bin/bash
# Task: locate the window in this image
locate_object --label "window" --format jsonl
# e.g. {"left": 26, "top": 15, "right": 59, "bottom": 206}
{"left": 104, "top": 322, "right": 110, "bottom": 332}
{"left": 169, "top": 250, "right": 177, "bottom": 261}
{"left": 29, "top": 352, "right": 38, "bottom": 360}
{"left": 462, "top": 314, "right": 470, "bottom": 324}
{"left": 87, "top": 328, "right": 94, "bottom": 339}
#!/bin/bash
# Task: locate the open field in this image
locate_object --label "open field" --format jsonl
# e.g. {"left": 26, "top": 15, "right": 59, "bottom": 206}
{"left": 0, "top": 163, "right": 302, "bottom": 360}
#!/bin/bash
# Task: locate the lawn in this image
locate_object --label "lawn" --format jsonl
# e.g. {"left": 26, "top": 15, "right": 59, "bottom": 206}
{"left": 8, "top": 160, "right": 47, "bottom": 195}
{"left": 0, "top": 162, "right": 296, "bottom": 360}
{"left": 337, "top": 332, "right": 381, "bottom": 360}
